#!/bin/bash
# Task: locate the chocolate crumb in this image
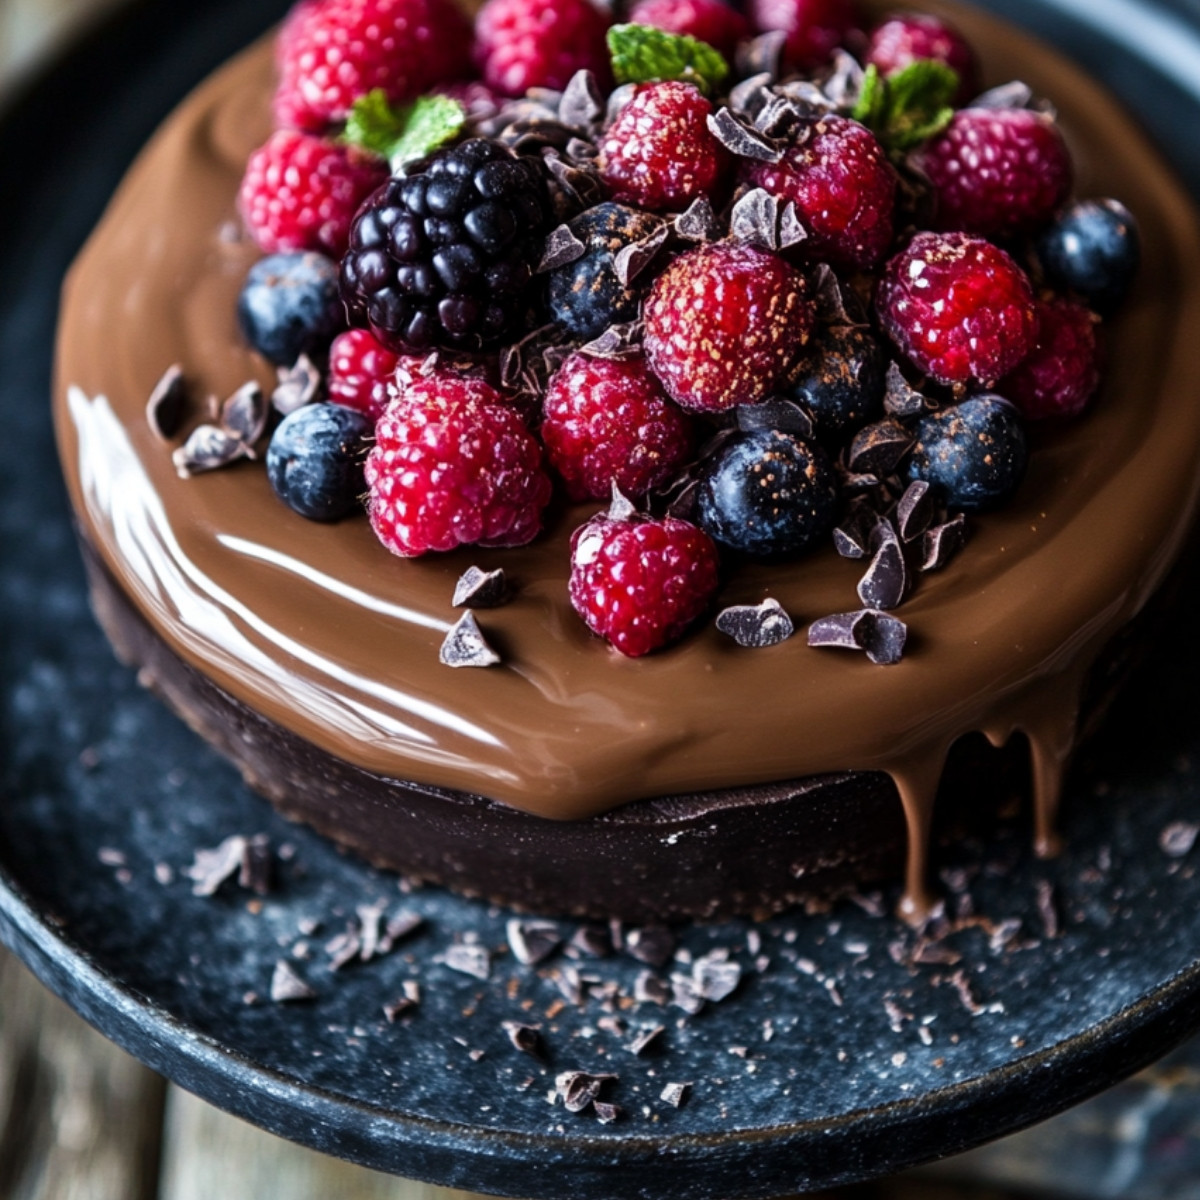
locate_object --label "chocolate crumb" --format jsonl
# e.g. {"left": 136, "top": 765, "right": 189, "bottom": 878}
{"left": 356, "top": 902, "right": 387, "bottom": 961}
{"left": 558, "top": 68, "right": 605, "bottom": 131}
{"left": 896, "top": 480, "right": 934, "bottom": 543}
{"left": 858, "top": 521, "right": 907, "bottom": 611}
{"left": 883, "top": 362, "right": 930, "bottom": 418}
{"left": 612, "top": 224, "right": 670, "bottom": 288}
{"left": 379, "top": 910, "right": 424, "bottom": 953}
{"left": 503, "top": 1021, "right": 544, "bottom": 1059}
{"left": 98, "top": 847, "right": 126, "bottom": 867}
{"left": 670, "top": 973, "right": 706, "bottom": 1015}
{"left": 154, "top": 862, "right": 174, "bottom": 886}
{"left": 273, "top": 355, "right": 322, "bottom": 415}
{"left": 219, "top": 382, "right": 268, "bottom": 447}
{"left": 716, "top": 598, "right": 794, "bottom": 649}
{"left": 673, "top": 196, "right": 721, "bottom": 242}
{"left": 507, "top": 919, "right": 562, "bottom": 966}
{"left": 848, "top": 419, "right": 913, "bottom": 477}
{"left": 660, "top": 1081, "right": 692, "bottom": 1109}
{"left": 624, "top": 926, "right": 675, "bottom": 968}
{"left": 736, "top": 397, "right": 814, "bottom": 439}
{"left": 555, "top": 1070, "right": 616, "bottom": 1113}
{"left": 186, "top": 835, "right": 248, "bottom": 896}
{"left": 921, "top": 514, "right": 968, "bottom": 572}
{"left": 706, "top": 108, "right": 783, "bottom": 163}
{"left": 147, "top": 365, "right": 189, "bottom": 440}
{"left": 833, "top": 505, "right": 876, "bottom": 560}
{"left": 568, "top": 925, "right": 612, "bottom": 958}
{"left": 629, "top": 1025, "right": 665, "bottom": 1056}
{"left": 270, "top": 959, "right": 317, "bottom": 1003}
{"left": 947, "top": 969, "right": 985, "bottom": 1016}
{"left": 1160, "top": 821, "right": 1200, "bottom": 858}
{"left": 326, "top": 926, "right": 362, "bottom": 972}
{"left": 694, "top": 952, "right": 742, "bottom": 1002}
{"left": 593, "top": 1101, "right": 622, "bottom": 1124}
{"left": 238, "top": 834, "right": 272, "bottom": 896}
{"left": 736, "top": 30, "right": 787, "bottom": 81}
{"left": 468, "top": 1048, "right": 486, "bottom": 1062}
{"left": 1035, "top": 880, "right": 1061, "bottom": 939}
{"left": 808, "top": 609, "right": 907, "bottom": 665}
{"left": 554, "top": 965, "right": 585, "bottom": 1006}
{"left": 452, "top": 566, "right": 510, "bottom": 610}
{"left": 607, "top": 483, "right": 638, "bottom": 523}
{"left": 440, "top": 612, "right": 502, "bottom": 669}
{"left": 579, "top": 320, "right": 643, "bottom": 361}
{"left": 537, "top": 223, "right": 587, "bottom": 273}
{"left": 172, "top": 424, "right": 247, "bottom": 478}
{"left": 384, "top": 981, "right": 421, "bottom": 1023}
{"left": 441, "top": 943, "right": 492, "bottom": 981}
{"left": 634, "top": 971, "right": 670, "bottom": 1006}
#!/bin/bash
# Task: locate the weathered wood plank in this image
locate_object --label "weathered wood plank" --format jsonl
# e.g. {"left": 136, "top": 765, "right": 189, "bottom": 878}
{"left": 0, "top": 945, "right": 166, "bottom": 1200}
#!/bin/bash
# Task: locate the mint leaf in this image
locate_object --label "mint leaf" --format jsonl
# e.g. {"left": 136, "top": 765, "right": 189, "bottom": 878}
{"left": 607, "top": 23, "right": 729, "bottom": 95}
{"left": 852, "top": 60, "right": 960, "bottom": 154}
{"left": 342, "top": 91, "right": 466, "bottom": 170}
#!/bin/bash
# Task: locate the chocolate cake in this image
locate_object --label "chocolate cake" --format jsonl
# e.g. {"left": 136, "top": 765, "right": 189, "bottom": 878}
{"left": 53, "top": 0, "right": 1200, "bottom": 921}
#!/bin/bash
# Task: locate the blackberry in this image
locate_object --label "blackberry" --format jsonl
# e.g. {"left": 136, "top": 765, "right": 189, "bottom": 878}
{"left": 340, "top": 138, "right": 553, "bottom": 354}
{"left": 785, "top": 324, "right": 886, "bottom": 444}
{"left": 548, "top": 203, "right": 662, "bottom": 340}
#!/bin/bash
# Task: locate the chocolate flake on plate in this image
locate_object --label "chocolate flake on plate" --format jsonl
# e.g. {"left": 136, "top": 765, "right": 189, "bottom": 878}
{"left": 356, "top": 901, "right": 387, "bottom": 961}
{"left": 186, "top": 835, "right": 248, "bottom": 896}
{"left": 270, "top": 959, "right": 317, "bottom": 1003}
{"left": 325, "top": 926, "right": 363, "bottom": 972}
{"left": 272, "top": 354, "right": 322, "bottom": 415}
{"left": 452, "top": 566, "right": 510, "bottom": 610}
{"left": 673, "top": 196, "right": 722, "bottom": 242}
{"left": 715, "top": 598, "right": 795, "bottom": 648}
{"left": 441, "top": 943, "right": 492, "bottom": 981}
{"left": 146, "top": 364, "right": 189, "bottom": 440}
{"left": 440, "top": 612, "right": 502, "bottom": 669}
{"left": 896, "top": 480, "right": 934, "bottom": 543}
{"left": 558, "top": 68, "right": 605, "bottom": 131}
{"left": 706, "top": 108, "right": 783, "bottom": 163}
{"left": 693, "top": 952, "right": 742, "bottom": 1002}
{"left": 612, "top": 223, "right": 670, "bottom": 288}
{"left": 593, "top": 1101, "right": 622, "bottom": 1124}
{"left": 536, "top": 223, "right": 587, "bottom": 273}
{"left": 568, "top": 924, "right": 612, "bottom": 958}
{"left": 848, "top": 419, "right": 913, "bottom": 477}
{"left": 858, "top": 520, "right": 907, "bottom": 611}
{"left": 808, "top": 609, "right": 908, "bottom": 665}
{"left": 921, "top": 513, "right": 968, "bottom": 572}
{"left": 219, "top": 381, "right": 268, "bottom": 447}
{"left": 507, "top": 918, "right": 562, "bottom": 966}
{"left": 1035, "top": 879, "right": 1061, "bottom": 939}
{"left": 383, "top": 981, "right": 421, "bottom": 1022}
{"left": 624, "top": 925, "right": 675, "bottom": 967}
{"left": 378, "top": 909, "right": 424, "bottom": 953}
{"left": 629, "top": 1025, "right": 665, "bottom": 1056}
{"left": 503, "top": 1021, "right": 545, "bottom": 1059}
{"left": 634, "top": 971, "right": 670, "bottom": 1006}
{"left": 661, "top": 1081, "right": 692, "bottom": 1108}
{"left": 555, "top": 1070, "right": 616, "bottom": 1113}
{"left": 1160, "top": 821, "right": 1200, "bottom": 858}
{"left": 883, "top": 362, "right": 930, "bottom": 418}
{"left": 670, "top": 972, "right": 706, "bottom": 1015}
{"left": 736, "top": 397, "right": 815, "bottom": 439}
{"left": 172, "top": 424, "right": 247, "bottom": 478}
{"left": 238, "top": 833, "right": 273, "bottom": 896}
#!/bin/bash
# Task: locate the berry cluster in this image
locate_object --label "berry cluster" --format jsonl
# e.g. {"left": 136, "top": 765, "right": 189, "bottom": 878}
{"left": 220, "top": 0, "right": 1139, "bottom": 661}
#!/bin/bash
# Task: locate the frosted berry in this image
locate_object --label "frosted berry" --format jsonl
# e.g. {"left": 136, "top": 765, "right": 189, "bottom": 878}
{"left": 906, "top": 395, "right": 1028, "bottom": 512}
{"left": 742, "top": 114, "right": 896, "bottom": 269}
{"left": 274, "top": 0, "right": 472, "bottom": 132}
{"left": 267, "top": 403, "right": 372, "bottom": 521}
{"left": 644, "top": 243, "right": 814, "bottom": 413}
{"left": 876, "top": 232, "right": 1038, "bottom": 387}
{"left": 695, "top": 430, "right": 838, "bottom": 559}
{"left": 785, "top": 324, "right": 886, "bottom": 443}
{"left": 328, "top": 329, "right": 404, "bottom": 420}
{"left": 865, "top": 13, "right": 979, "bottom": 102}
{"left": 366, "top": 373, "right": 552, "bottom": 556}
{"left": 916, "top": 108, "right": 1073, "bottom": 238}
{"left": 1037, "top": 199, "right": 1141, "bottom": 314}
{"left": 627, "top": 0, "right": 750, "bottom": 59}
{"left": 340, "top": 138, "right": 553, "bottom": 354}
{"left": 747, "top": 0, "right": 855, "bottom": 70}
{"left": 599, "top": 82, "right": 729, "bottom": 214}
{"left": 999, "top": 297, "right": 1101, "bottom": 421}
{"left": 569, "top": 511, "right": 720, "bottom": 657}
{"left": 237, "top": 252, "right": 345, "bottom": 367}
{"left": 474, "top": 0, "right": 612, "bottom": 96}
{"left": 240, "top": 131, "right": 388, "bottom": 258}
{"left": 542, "top": 353, "right": 696, "bottom": 502}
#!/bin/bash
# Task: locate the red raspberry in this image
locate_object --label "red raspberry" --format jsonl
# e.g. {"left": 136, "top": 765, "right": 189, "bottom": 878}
{"left": 876, "top": 232, "right": 1038, "bottom": 387}
{"left": 569, "top": 511, "right": 720, "bottom": 657}
{"left": 274, "top": 0, "right": 472, "bottom": 133}
{"left": 741, "top": 114, "right": 896, "bottom": 270}
{"left": 916, "top": 108, "right": 1073, "bottom": 238}
{"left": 865, "top": 13, "right": 979, "bottom": 102}
{"left": 542, "top": 353, "right": 696, "bottom": 502}
{"left": 239, "top": 130, "right": 388, "bottom": 257}
{"left": 598, "top": 82, "right": 729, "bottom": 213}
{"left": 474, "top": 0, "right": 612, "bottom": 96}
{"left": 747, "top": 0, "right": 855, "bottom": 70}
{"left": 999, "top": 297, "right": 1101, "bottom": 420}
{"left": 644, "top": 243, "right": 814, "bottom": 413}
{"left": 627, "top": 0, "right": 750, "bottom": 59}
{"left": 328, "top": 330, "right": 404, "bottom": 420}
{"left": 366, "top": 373, "right": 552, "bottom": 556}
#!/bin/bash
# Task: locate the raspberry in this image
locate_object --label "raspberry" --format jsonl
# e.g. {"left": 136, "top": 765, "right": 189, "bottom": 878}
{"left": 627, "top": 0, "right": 750, "bottom": 59}
{"left": 644, "top": 243, "right": 814, "bottom": 413}
{"left": 742, "top": 114, "right": 896, "bottom": 270}
{"left": 876, "top": 232, "right": 1038, "bottom": 387}
{"left": 999, "top": 297, "right": 1101, "bottom": 421}
{"left": 598, "top": 82, "right": 730, "bottom": 214}
{"left": 366, "top": 373, "right": 552, "bottom": 556}
{"left": 328, "top": 329, "right": 403, "bottom": 420}
{"left": 474, "top": 0, "right": 612, "bottom": 96}
{"left": 274, "top": 0, "right": 472, "bottom": 133}
{"left": 916, "top": 108, "right": 1073, "bottom": 238}
{"left": 542, "top": 353, "right": 696, "bottom": 502}
{"left": 239, "top": 130, "right": 388, "bottom": 258}
{"left": 747, "top": 0, "right": 855, "bottom": 70}
{"left": 569, "top": 510, "right": 720, "bottom": 657}
{"left": 865, "top": 13, "right": 980, "bottom": 102}
{"left": 340, "top": 138, "right": 553, "bottom": 354}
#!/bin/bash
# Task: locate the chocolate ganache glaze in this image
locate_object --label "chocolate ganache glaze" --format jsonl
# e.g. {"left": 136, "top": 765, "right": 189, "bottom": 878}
{"left": 54, "top": 1, "right": 1200, "bottom": 919}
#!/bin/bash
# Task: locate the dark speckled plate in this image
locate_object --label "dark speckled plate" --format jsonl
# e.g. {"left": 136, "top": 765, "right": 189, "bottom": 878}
{"left": 6, "top": 1, "right": 1200, "bottom": 1196}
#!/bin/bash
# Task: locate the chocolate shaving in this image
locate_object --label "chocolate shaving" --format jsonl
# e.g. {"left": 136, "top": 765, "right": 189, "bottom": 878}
{"left": 558, "top": 69, "right": 604, "bottom": 131}
{"left": 439, "top": 612, "right": 501, "bottom": 669}
{"left": 848, "top": 419, "right": 913, "bottom": 477}
{"left": 736, "top": 397, "right": 814, "bottom": 439}
{"left": 147, "top": 365, "right": 189, "bottom": 440}
{"left": 564, "top": 136, "right": 598, "bottom": 163}
{"left": 453, "top": 566, "right": 510, "bottom": 609}
{"left": 728, "top": 73, "right": 774, "bottom": 121}
{"left": 378, "top": 910, "right": 424, "bottom": 953}
{"left": 607, "top": 483, "right": 638, "bottom": 523}
{"left": 811, "top": 265, "right": 861, "bottom": 327}
{"left": 753, "top": 93, "right": 807, "bottom": 139}
{"left": 605, "top": 83, "right": 637, "bottom": 125}
{"left": 356, "top": 901, "right": 386, "bottom": 962}
{"left": 186, "top": 835, "right": 248, "bottom": 896}
{"left": 673, "top": 196, "right": 722, "bottom": 242}
{"left": 441, "top": 943, "right": 492, "bottom": 980}
{"left": 736, "top": 30, "right": 787, "bottom": 82}
{"left": 693, "top": 952, "right": 742, "bottom": 1002}
{"left": 383, "top": 981, "right": 421, "bottom": 1022}
{"left": 1160, "top": 821, "right": 1200, "bottom": 858}
{"left": 634, "top": 971, "right": 671, "bottom": 1006}
{"left": 612, "top": 223, "right": 670, "bottom": 288}
{"left": 273, "top": 355, "right": 322, "bottom": 415}
{"left": 670, "top": 973, "right": 706, "bottom": 1015}
{"left": 833, "top": 505, "right": 876, "bottom": 560}
{"left": 1035, "top": 880, "right": 1061, "bottom": 939}
{"left": 172, "top": 424, "right": 246, "bottom": 478}
{"left": 821, "top": 50, "right": 866, "bottom": 109}
{"left": 537, "top": 223, "right": 587, "bottom": 273}
{"left": 554, "top": 965, "right": 585, "bottom": 1006}
{"left": 947, "top": 969, "right": 986, "bottom": 1016}
{"left": 629, "top": 1025, "right": 665, "bottom": 1056}
{"left": 896, "top": 480, "right": 934, "bottom": 543}
{"left": 624, "top": 926, "right": 675, "bottom": 968}
{"left": 883, "top": 362, "right": 930, "bottom": 418}
{"left": 921, "top": 514, "right": 968, "bottom": 572}
{"left": 858, "top": 521, "right": 907, "bottom": 611}
{"left": 569, "top": 925, "right": 612, "bottom": 958}
{"left": 580, "top": 320, "right": 643, "bottom": 360}
{"left": 972, "top": 80, "right": 1034, "bottom": 110}
{"left": 716, "top": 599, "right": 794, "bottom": 649}
{"left": 555, "top": 1070, "right": 615, "bottom": 1113}
{"left": 808, "top": 609, "right": 908, "bottom": 665}
{"left": 706, "top": 108, "right": 783, "bottom": 163}
{"left": 730, "top": 188, "right": 806, "bottom": 251}
{"left": 503, "top": 1021, "right": 545, "bottom": 1059}
{"left": 325, "top": 927, "right": 362, "bottom": 972}
{"left": 593, "top": 1101, "right": 622, "bottom": 1124}
{"left": 838, "top": 468, "right": 882, "bottom": 494}
{"left": 270, "top": 960, "right": 317, "bottom": 1003}
{"left": 661, "top": 1081, "right": 692, "bottom": 1109}
{"left": 507, "top": 918, "right": 562, "bottom": 966}
{"left": 219, "top": 382, "right": 268, "bottom": 447}
{"left": 238, "top": 834, "right": 273, "bottom": 896}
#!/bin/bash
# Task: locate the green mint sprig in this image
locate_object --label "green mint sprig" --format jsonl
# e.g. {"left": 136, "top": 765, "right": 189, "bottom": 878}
{"left": 607, "top": 23, "right": 729, "bottom": 95}
{"left": 852, "top": 61, "right": 960, "bottom": 153}
{"left": 342, "top": 91, "right": 466, "bottom": 170}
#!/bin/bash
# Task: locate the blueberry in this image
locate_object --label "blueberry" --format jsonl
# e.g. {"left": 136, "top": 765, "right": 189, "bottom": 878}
{"left": 1037, "top": 199, "right": 1140, "bottom": 313}
{"left": 785, "top": 325, "right": 886, "bottom": 444}
{"left": 906, "top": 395, "right": 1027, "bottom": 513}
{"left": 237, "top": 252, "right": 344, "bottom": 366}
{"left": 266, "top": 404, "right": 372, "bottom": 521}
{"left": 695, "top": 430, "right": 838, "bottom": 559}
{"left": 548, "top": 203, "right": 662, "bottom": 340}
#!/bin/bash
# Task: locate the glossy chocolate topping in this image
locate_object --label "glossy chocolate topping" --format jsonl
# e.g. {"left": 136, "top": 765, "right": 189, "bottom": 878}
{"left": 53, "top": 2, "right": 1200, "bottom": 912}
